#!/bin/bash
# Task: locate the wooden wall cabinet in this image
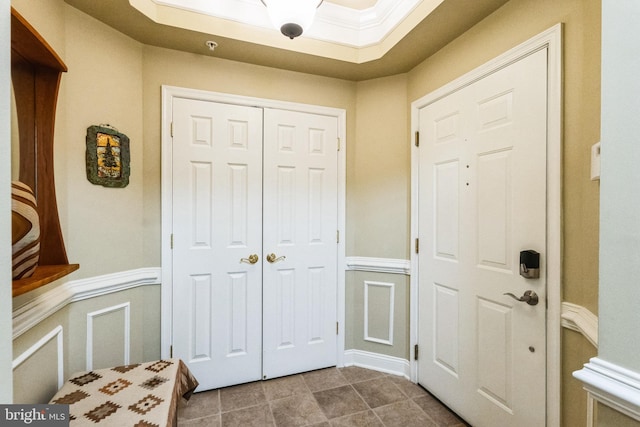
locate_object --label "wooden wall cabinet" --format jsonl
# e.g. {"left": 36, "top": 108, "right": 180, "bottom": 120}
{"left": 11, "top": 7, "right": 78, "bottom": 296}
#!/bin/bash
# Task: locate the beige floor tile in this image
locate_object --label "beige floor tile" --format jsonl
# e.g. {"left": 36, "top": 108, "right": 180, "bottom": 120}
{"left": 374, "top": 400, "right": 437, "bottom": 427}
{"left": 303, "top": 368, "right": 348, "bottom": 392}
{"left": 178, "top": 414, "right": 221, "bottom": 426}
{"left": 269, "top": 393, "right": 327, "bottom": 426}
{"left": 313, "top": 385, "right": 368, "bottom": 419}
{"left": 338, "top": 367, "right": 385, "bottom": 384}
{"left": 413, "top": 395, "right": 468, "bottom": 426}
{"left": 219, "top": 381, "right": 267, "bottom": 412}
{"left": 329, "top": 410, "right": 384, "bottom": 426}
{"left": 178, "top": 390, "right": 220, "bottom": 420}
{"left": 351, "top": 377, "right": 406, "bottom": 409}
{"left": 263, "top": 375, "right": 310, "bottom": 401}
{"left": 385, "top": 374, "right": 428, "bottom": 399}
{"left": 221, "top": 403, "right": 275, "bottom": 427}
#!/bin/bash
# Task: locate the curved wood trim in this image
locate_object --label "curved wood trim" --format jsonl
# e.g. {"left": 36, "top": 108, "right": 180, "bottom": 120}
{"left": 11, "top": 7, "right": 77, "bottom": 293}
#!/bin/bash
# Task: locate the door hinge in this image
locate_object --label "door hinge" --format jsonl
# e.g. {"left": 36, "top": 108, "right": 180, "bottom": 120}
{"left": 170, "top": 121, "right": 174, "bottom": 137}
{"left": 170, "top": 234, "right": 174, "bottom": 249}
{"left": 414, "top": 344, "right": 419, "bottom": 361}
{"left": 337, "top": 137, "right": 341, "bottom": 152}
{"left": 337, "top": 230, "right": 340, "bottom": 244}
{"left": 170, "top": 345, "right": 173, "bottom": 358}
{"left": 336, "top": 322, "right": 339, "bottom": 335}
{"left": 415, "top": 238, "right": 419, "bottom": 254}
{"left": 415, "top": 131, "right": 420, "bottom": 147}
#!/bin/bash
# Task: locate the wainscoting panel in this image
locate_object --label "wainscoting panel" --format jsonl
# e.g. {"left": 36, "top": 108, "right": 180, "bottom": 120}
{"left": 364, "top": 281, "right": 394, "bottom": 346}
{"left": 12, "top": 326, "right": 64, "bottom": 403}
{"left": 346, "top": 268, "right": 409, "bottom": 361}
{"left": 86, "top": 302, "right": 131, "bottom": 370}
{"left": 12, "top": 269, "right": 162, "bottom": 403}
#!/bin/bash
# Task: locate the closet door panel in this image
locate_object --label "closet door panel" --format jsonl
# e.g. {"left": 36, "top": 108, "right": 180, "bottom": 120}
{"left": 262, "top": 109, "right": 339, "bottom": 379}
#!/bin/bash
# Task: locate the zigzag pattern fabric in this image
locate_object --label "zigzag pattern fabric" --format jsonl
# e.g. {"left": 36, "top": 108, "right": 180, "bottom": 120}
{"left": 11, "top": 181, "right": 40, "bottom": 280}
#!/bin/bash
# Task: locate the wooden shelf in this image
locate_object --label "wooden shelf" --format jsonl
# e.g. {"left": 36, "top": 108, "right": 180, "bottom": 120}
{"left": 12, "top": 264, "right": 79, "bottom": 297}
{"left": 11, "top": 7, "right": 78, "bottom": 297}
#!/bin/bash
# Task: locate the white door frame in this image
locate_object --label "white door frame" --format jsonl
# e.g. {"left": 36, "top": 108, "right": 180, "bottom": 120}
{"left": 160, "top": 85, "right": 347, "bottom": 369}
{"left": 409, "top": 24, "right": 562, "bottom": 427}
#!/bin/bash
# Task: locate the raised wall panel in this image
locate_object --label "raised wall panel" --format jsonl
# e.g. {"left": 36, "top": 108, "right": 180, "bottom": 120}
{"left": 364, "top": 281, "right": 394, "bottom": 346}
{"left": 434, "top": 161, "right": 459, "bottom": 260}
{"left": 191, "top": 162, "right": 212, "bottom": 248}
{"left": 228, "top": 273, "right": 249, "bottom": 357}
{"left": 434, "top": 284, "right": 458, "bottom": 375}
{"left": 13, "top": 326, "right": 64, "bottom": 403}
{"left": 308, "top": 168, "right": 324, "bottom": 244}
{"left": 228, "top": 164, "right": 249, "bottom": 247}
{"left": 477, "top": 297, "right": 513, "bottom": 412}
{"left": 276, "top": 269, "right": 295, "bottom": 349}
{"left": 86, "top": 303, "right": 130, "bottom": 370}
{"left": 308, "top": 268, "right": 325, "bottom": 344}
{"left": 191, "top": 275, "right": 212, "bottom": 361}
{"left": 478, "top": 91, "right": 513, "bottom": 131}
{"left": 477, "top": 149, "right": 512, "bottom": 271}
{"left": 277, "top": 166, "right": 296, "bottom": 245}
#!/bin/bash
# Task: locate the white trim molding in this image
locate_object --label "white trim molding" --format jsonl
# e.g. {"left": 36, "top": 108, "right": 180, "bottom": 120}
{"left": 346, "top": 257, "right": 410, "bottom": 275}
{"left": 574, "top": 357, "right": 640, "bottom": 422}
{"left": 86, "top": 303, "right": 131, "bottom": 371}
{"left": 344, "top": 349, "right": 411, "bottom": 379}
{"left": 561, "top": 302, "right": 598, "bottom": 348}
{"left": 12, "top": 325, "right": 64, "bottom": 389}
{"left": 13, "top": 268, "right": 161, "bottom": 339}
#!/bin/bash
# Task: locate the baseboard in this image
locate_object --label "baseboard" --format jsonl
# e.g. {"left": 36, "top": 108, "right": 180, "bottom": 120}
{"left": 561, "top": 302, "right": 598, "bottom": 348}
{"left": 574, "top": 357, "right": 640, "bottom": 422}
{"left": 343, "top": 349, "right": 411, "bottom": 379}
{"left": 13, "top": 267, "right": 161, "bottom": 339}
{"left": 345, "top": 257, "right": 410, "bottom": 275}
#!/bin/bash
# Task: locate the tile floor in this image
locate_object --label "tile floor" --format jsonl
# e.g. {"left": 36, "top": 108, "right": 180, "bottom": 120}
{"left": 177, "top": 366, "right": 470, "bottom": 427}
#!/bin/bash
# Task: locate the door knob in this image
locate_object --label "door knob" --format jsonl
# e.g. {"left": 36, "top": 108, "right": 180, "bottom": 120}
{"left": 240, "top": 254, "right": 259, "bottom": 264}
{"left": 503, "top": 290, "right": 539, "bottom": 306}
{"left": 266, "top": 253, "right": 286, "bottom": 263}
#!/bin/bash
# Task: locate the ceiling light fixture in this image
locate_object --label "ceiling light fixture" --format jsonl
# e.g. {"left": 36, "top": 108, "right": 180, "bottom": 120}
{"left": 260, "top": 0, "right": 323, "bottom": 39}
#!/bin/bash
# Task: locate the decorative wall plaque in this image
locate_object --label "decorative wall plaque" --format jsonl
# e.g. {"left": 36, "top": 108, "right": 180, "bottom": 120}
{"left": 86, "top": 125, "right": 130, "bottom": 188}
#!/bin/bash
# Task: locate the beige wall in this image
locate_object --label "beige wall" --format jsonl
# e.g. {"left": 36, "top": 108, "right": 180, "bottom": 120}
{"left": 7, "top": 0, "right": 607, "bottom": 425}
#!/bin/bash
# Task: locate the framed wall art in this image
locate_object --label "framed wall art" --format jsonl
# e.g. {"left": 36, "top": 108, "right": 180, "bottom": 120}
{"left": 86, "top": 124, "right": 130, "bottom": 188}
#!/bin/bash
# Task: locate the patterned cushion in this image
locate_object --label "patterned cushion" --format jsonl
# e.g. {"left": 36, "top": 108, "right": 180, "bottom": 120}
{"left": 11, "top": 181, "right": 40, "bottom": 280}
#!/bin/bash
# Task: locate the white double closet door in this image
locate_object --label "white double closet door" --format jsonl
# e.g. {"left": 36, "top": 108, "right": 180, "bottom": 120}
{"left": 170, "top": 98, "right": 338, "bottom": 391}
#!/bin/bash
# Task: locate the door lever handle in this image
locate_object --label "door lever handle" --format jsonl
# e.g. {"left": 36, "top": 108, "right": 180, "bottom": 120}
{"left": 240, "top": 254, "right": 259, "bottom": 264}
{"left": 266, "top": 253, "right": 286, "bottom": 263}
{"left": 503, "top": 290, "right": 539, "bottom": 306}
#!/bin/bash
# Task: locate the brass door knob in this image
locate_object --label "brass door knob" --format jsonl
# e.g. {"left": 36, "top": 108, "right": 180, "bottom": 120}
{"left": 240, "top": 254, "right": 259, "bottom": 264}
{"left": 266, "top": 253, "right": 286, "bottom": 263}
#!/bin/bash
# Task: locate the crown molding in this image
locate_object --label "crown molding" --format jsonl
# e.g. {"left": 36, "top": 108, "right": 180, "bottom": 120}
{"left": 150, "top": 0, "right": 428, "bottom": 48}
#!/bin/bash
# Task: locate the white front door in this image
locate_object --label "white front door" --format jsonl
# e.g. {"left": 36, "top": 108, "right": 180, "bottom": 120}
{"left": 262, "top": 109, "right": 338, "bottom": 379}
{"left": 170, "top": 98, "right": 339, "bottom": 390}
{"left": 417, "top": 48, "right": 548, "bottom": 426}
{"left": 171, "top": 98, "right": 264, "bottom": 390}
